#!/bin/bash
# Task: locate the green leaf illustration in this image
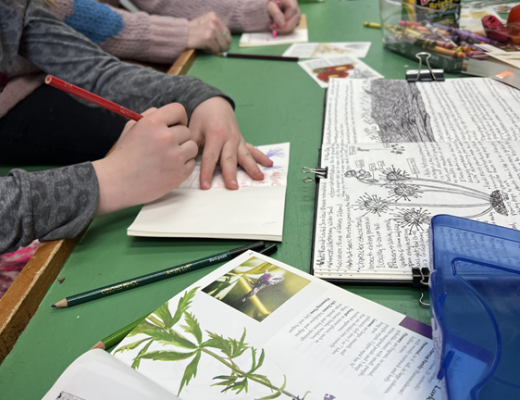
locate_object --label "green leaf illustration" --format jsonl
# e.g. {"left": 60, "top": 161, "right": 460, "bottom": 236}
{"left": 131, "top": 338, "right": 153, "bottom": 369}
{"left": 128, "top": 319, "right": 163, "bottom": 337}
{"left": 113, "top": 337, "right": 152, "bottom": 355}
{"left": 154, "top": 302, "right": 175, "bottom": 328}
{"left": 255, "top": 375, "right": 286, "bottom": 400}
{"left": 181, "top": 312, "right": 202, "bottom": 345}
{"left": 229, "top": 329, "right": 249, "bottom": 359}
{"left": 178, "top": 349, "right": 202, "bottom": 395}
{"left": 138, "top": 350, "right": 197, "bottom": 362}
{"left": 250, "top": 348, "right": 265, "bottom": 373}
{"left": 147, "top": 329, "right": 198, "bottom": 349}
{"left": 172, "top": 287, "right": 199, "bottom": 327}
{"left": 205, "top": 332, "right": 233, "bottom": 358}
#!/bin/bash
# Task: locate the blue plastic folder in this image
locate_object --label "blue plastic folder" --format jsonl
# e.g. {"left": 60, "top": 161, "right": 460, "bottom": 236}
{"left": 429, "top": 215, "right": 520, "bottom": 400}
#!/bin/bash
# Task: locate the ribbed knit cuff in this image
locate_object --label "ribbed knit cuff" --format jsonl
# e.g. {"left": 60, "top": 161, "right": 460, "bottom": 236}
{"left": 235, "top": 0, "right": 271, "bottom": 32}
{"left": 148, "top": 15, "right": 189, "bottom": 64}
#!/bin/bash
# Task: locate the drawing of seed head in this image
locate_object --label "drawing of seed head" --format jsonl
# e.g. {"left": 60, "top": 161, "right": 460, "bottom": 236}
{"left": 490, "top": 190, "right": 509, "bottom": 216}
{"left": 394, "top": 208, "right": 431, "bottom": 233}
{"left": 356, "top": 194, "right": 390, "bottom": 216}
{"left": 390, "top": 183, "right": 421, "bottom": 201}
{"left": 382, "top": 166, "right": 409, "bottom": 182}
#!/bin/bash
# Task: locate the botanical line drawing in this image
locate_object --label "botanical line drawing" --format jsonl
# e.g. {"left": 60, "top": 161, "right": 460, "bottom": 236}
{"left": 347, "top": 164, "right": 509, "bottom": 233}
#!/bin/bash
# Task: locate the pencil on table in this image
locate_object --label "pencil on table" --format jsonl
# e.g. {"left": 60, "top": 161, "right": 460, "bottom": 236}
{"left": 52, "top": 241, "right": 266, "bottom": 309}
{"left": 219, "top": 53, "right": 299, "bottom": 62}
{"left": 90, "top": 243, "right": 278, "bottom": 351}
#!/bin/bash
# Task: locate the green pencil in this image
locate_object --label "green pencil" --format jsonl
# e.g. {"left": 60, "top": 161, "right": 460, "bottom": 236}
{"left": 52, "top": 241, "right": 265, "bottom": 309}
{"left": 90, "top": 244, "right": 278, "bottom": 351}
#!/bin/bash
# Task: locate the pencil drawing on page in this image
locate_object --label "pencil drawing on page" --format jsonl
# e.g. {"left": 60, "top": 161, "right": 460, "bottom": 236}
{"left": 362, "top": 81, "right": 435, "bottom": 143}
{"left": 347, "top": 163, "right": 509, "bottom": 233}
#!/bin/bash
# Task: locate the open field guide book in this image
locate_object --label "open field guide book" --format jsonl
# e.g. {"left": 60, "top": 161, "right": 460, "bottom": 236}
{"left": 127, "top": 143, "right": 289, "bottom": 242}
{"left": 45, "top": 250, "right": 441, "bottom": 400}
{"left": 310, "top": 77, "right": 520, "bottom": 284}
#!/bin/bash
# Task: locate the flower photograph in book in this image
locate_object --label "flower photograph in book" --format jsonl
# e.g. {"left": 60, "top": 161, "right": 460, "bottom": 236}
{"left": 202, "top": 257, "right": 311, "bottom": 322}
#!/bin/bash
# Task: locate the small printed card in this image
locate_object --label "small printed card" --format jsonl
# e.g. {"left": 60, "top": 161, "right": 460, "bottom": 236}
{"left": 239, "top": 14, "right": 308, "bottom": 47}
{"left": 283, "top": 42, "right": 371, "bottom": 59}
{"left": 298, "top": 55, "right": 383, "bottom": 88}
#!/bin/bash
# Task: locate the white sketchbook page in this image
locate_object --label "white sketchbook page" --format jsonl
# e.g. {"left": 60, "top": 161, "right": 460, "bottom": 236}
{"left": 283, "top": 42, "right": 371, "bottom": 58}
{"left": 43, "top": 349, "right": 179, "bottom": 400}
{"left": 239, "top": 29, "right": 308, "bottom": 47}
{"left": 113, "top": 250, "right": 441, "bottom": 400}
{"left": 127, "top": 143, "right": 289, "bottom": 240}
{"left": 239, "top": 14, "right": 308, "bottom": 47}
{"left": 324, "top": 78, "right": 520, "bottom": 145}
{"left": 127, "top": 186, "right": 286, "bottom": 240}
{"left": 298, "top": 56, "right": 383, "bottom": 88}
{"left": 312, "top": 141, "right": 520, "bottom": 279}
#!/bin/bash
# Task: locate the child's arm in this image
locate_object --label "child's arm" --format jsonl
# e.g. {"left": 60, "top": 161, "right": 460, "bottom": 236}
{"left": 0, "top": 104, "right": 197, "bottom": 255}
{"left": 125, "top": 0, "right": 273, "bottom": 32}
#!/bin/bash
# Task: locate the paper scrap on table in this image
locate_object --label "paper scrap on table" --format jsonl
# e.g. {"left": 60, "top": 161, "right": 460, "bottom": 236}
{"left": 239, "top": 14, "right": 308, "bottom": 47}
{"left": 488, "top": 52, "right": 520, "bottom": 69}
{"left": 298, "top": 55, "right": 383, "bottom": 88}
{"left": 283, "top": 42, "right": 371, "bottom": 59}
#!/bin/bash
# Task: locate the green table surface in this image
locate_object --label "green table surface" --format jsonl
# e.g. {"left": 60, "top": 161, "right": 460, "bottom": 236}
{"left": 0, "top": 1, "right": 445, "bottom": 397}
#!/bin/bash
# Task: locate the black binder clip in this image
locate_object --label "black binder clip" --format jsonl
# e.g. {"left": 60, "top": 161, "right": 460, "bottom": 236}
{"left": 406, "top": 52, "right": 445, "bottom": 82}
{"left": 301, "top": 166, "right": 328, "bottom": 183}
{"left": 412, "top": 267, "right": 430, "bottom": 307}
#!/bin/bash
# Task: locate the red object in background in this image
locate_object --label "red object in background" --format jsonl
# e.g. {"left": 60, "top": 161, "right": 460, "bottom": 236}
{"left": 315, "top": 64, "right": 355, "bottom": 83}
{"left": 482, "top": 15, "right": 509, "bottom": 42}
{"left": 507, "top": 4, "right": 520, "bottom": 43}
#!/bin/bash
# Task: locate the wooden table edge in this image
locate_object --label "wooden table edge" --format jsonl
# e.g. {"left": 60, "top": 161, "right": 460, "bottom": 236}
{"left": 0, "top": 48, "right": 198, "bottom": 364}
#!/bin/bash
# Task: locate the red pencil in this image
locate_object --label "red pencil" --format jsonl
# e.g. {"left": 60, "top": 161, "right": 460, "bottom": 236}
{"left": 44, "top": 75, "right": 142, "bottom": 121}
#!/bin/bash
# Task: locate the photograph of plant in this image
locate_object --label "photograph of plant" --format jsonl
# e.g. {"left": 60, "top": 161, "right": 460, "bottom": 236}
{"left": 202, "top": 257, "right": 310, "bottom": 323}
{"left": 114, "top": 285, "right": 333, "bottom": 399}
{"left": 347, "top": 164, "right": 509, "bottom": 233}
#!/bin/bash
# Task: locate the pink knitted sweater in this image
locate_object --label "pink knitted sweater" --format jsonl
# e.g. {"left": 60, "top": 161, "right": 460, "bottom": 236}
{"left": 0, "top": 0, "right": 271, "bottom": 118}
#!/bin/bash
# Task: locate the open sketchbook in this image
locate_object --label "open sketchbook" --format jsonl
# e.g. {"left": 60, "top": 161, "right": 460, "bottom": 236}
{"left": 311, "top": 78, "right": 520, "bottom": 284}
{"left": 45, "top": 250, "right": 441, "bottom": 400}
{"left": 127, "top": 143, "right": 289, "bottom": 241}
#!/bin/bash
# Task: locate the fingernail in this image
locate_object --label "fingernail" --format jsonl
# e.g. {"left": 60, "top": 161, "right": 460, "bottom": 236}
{"left": 231, "top": 179, "right": 238, "bottom": 187}
{"left": 202, "top": 180, "right": 210, "bottom": 189}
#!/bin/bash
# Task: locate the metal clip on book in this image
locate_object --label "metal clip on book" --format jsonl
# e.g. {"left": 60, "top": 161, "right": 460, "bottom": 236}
{"left": 301, "top": 166, "right": 328, "bottom": 183}
{"left": 412, "top": 267, "right": 430, "bottom": 307}
{"left": 406, "top": 52, "right": 445, "bottom": 82}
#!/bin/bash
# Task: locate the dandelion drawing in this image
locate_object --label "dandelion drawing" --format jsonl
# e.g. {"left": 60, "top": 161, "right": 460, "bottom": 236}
{"left": 115, "top": 288, "right": 298, "bottom": 399}
{"left": 356, "top": 194, "right": 390, "bottom": 217}
{"left": 348, "top": 164, "right": 510, "bottom": 232}
{"left": 394, "top": 208, "right": 431, "bottom": 234}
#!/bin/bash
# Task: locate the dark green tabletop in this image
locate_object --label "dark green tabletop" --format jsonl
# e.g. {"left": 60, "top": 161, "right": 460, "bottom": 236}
{"left": 0, "top": 1, "right": 436, "bottom": 398}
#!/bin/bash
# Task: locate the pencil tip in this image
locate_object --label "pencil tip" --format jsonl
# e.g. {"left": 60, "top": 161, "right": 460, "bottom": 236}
{"left": 53, "top": 299, "right": 68, "bottom": 308}
{"left": 90, "top": 341, "right": 106, "bottom": 351}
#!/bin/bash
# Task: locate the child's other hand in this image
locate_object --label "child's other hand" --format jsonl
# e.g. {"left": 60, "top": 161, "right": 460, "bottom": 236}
{"left": 267, "top": 0, "right": 300, "bottom": 34}
{"left": 187, "top": 12, "right": 232, "bottom": 54}
{"left": 93, "top": 104, "right": 198, "bottom": 216}
{"left": 188, "top": 97, "right": 273, "bottom": 190}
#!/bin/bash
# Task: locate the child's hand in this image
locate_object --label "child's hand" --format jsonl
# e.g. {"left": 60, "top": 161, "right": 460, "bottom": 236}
{"left": 93, "top": 104, "right": 198, "bottom": 216}
{"left": 267, "top": 0, "right": 300, "bottom": 34}
{"left": 187, "top": 12, "right": 232, "bottom": 54}
{"left": 188, "top": 97, "right": 273, "bottom": 190}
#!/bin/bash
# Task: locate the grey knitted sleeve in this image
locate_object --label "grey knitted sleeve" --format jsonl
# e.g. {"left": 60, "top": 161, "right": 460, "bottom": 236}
{"left": 0, "top": 163, "right": 99, "bottom": 255}
{"left": 18, "top": 0, "right": 234, "bottom": 118}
